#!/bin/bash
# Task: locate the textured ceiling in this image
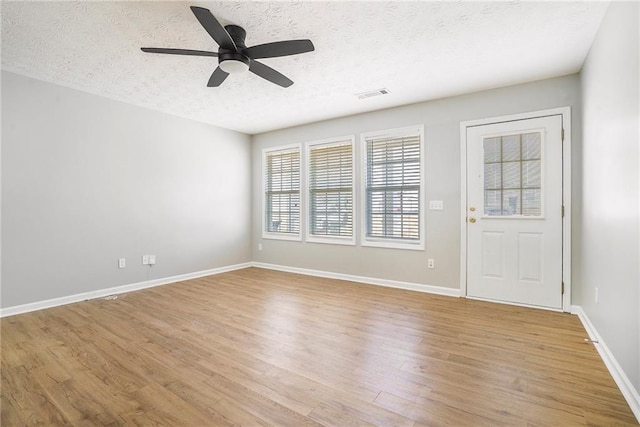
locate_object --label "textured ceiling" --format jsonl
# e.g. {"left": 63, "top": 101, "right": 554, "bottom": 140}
{"left": 2, "top": 1, "right": 609, "bottom": 134}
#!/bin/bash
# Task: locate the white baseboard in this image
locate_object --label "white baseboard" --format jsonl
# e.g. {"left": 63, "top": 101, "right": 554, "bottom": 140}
{"left": 571, "top": 305, "right": 640, "bottom": 422}
{"left": 251, "top": 262, "right": 461, "bottom": 298}
{"left": 0, "top": 262, "right": 252, "bottom": 318}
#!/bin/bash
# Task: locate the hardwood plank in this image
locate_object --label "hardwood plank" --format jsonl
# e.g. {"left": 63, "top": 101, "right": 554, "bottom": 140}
{"left": 132, "top": 382, "right": 214, "bottom": 426}
{"left": 1, "top": 267, "right": 637, "bottom": 425}
{"left": 308, "top": 398, "right": 413, "bottom": 427}
{"left": 374, "top": 390, "right": 515, "bottom": 426}
{"left": 2, "top": 365, "right": 71, "bottom": 425}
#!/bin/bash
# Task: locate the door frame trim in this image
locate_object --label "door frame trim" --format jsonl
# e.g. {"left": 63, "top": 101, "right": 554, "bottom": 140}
{"left": 459, "top": 107, "right": 572, "bottom": 312}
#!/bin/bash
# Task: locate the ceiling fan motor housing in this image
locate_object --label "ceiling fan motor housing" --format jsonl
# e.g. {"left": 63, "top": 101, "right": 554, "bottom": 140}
{"left": 225, "top": 25, "right": 247, "bottom": 48}
{"left": 219, "top": 25, "right": 250, "bottom": 73}
{"left": 218, "top": 51, "right": 250, "bottom": 72}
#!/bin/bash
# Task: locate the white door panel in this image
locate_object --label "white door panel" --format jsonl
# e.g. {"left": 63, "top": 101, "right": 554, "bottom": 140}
{"left": 466, "top": 115, "right": 563, "bottom": 309}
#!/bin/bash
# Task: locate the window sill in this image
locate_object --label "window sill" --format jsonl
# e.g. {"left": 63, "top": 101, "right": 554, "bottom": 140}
{"left": 306, "top": 236, "right": 356, "bottom": 246}
{"left": 361, "top": 239, "right": 425, "bottom": 251}
{"left": 262, "top": 232, "right": 302, "bottom": 242}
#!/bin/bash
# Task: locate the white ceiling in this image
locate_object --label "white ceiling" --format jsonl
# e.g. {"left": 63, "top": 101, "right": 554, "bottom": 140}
{"left": 2, "top": 1, "right": 609, "bottom": 135}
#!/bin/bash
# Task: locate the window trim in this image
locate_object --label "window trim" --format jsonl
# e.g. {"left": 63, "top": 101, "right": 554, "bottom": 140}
{"left": 360, "top": 125, "right": 425, "bottom": 250}
{"left": 305, "top": 136, "right": 356, "bottom": 246}
{"left": 262, "top": 143, "right": 303, "bottom": 241}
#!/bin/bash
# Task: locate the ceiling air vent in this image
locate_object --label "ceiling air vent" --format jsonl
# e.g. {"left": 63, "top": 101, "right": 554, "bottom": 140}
{"left": 355, "top": 88, "right": 390, "bottom": 100}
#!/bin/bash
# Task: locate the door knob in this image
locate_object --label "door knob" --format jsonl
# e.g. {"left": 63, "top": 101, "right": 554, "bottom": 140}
{"left": 469, "top": 217, "right": 476, "bottom": 223}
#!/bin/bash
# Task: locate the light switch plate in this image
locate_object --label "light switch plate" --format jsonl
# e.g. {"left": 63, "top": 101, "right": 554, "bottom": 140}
{"left": 429, "top": 200, "right": 444, "bottom": 210}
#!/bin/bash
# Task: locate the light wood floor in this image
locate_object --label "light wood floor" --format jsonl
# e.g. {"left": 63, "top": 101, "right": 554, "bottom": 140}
{"left": 1, "top": 267, "right": 637, "bottom": 426}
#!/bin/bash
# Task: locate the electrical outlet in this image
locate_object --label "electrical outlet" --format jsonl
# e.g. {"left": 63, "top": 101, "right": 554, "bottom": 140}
{"left": 118, "top": 258, "right": 126, "bottom": 269}
{"left": 428, "top": 259, "right": 435, "bottom": 269}
{"left": 258, "top": 244, "right": 262, "bottom": 251}
{"left": 149, "top": 255, "right": 156, "bottom": 265}
{"left": 595, "top": 287, "right": 599, "bottom": 304}
{"left": 142, "top": 255, "right": 149, "bottom": 265}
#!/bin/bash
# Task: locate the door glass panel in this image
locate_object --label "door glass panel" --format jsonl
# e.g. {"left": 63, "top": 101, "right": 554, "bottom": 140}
{"left": 484, "top": 137, "right": 501, "bottom": 162}
{"left": 503, "top": 162, "right": 521, "bottom": 188}
{"left": 522, "top": 189, "right": 541, "bottom": 215}
{"left": 485, "top": 190, "right": 501, "bottom": 215}
{"left": 522, "top": 160, "right": 541, "bottom": 188}
{"left": 484, "top": 163, "right": 501, "bottom": 189}
{"left": 483, "top": 132, "right": 542, "bottom": 216}
{"left": 502, "top": 135, "right": 520, "bottom": 161}
{"left": 522, "top": 133, "right": 541, "bottom": 159}
{"left": 503, "top": 189, "right": 521, "bottom": 215}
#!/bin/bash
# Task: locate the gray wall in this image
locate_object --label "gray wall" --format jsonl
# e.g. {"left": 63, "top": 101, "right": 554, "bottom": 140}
{"left": 579, "top": 2, "right": 639, "bottom": 390}
{"left": 1, "top": 71, "right": 252, "bottom": 308}
{"left": 251, "top": 75, "right": 581, "bottom": 290}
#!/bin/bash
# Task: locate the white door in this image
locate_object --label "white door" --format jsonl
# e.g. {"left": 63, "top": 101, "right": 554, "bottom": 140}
{"left": 466, "top": 115, "right": 563, "bottom": 309}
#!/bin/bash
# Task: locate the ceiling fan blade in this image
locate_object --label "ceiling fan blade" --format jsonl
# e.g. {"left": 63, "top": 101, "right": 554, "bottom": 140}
{"left": 249, "top": 60, "right": 293, "bottom": 88}
{"left": 208, "top": 67, "right": 229, "bottom": 87}
{"left": 190, "top": 6, "right": 236, "bottom": 51}
{"left": 141, "top": 47, "right": 218, "bottom": 57}
{"left": 246, "top": 40, "right": 314, "bottom": 59}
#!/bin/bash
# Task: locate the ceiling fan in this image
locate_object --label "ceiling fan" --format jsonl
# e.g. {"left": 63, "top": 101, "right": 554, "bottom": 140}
{"left": 141, "top": 6, "right": 315, "bottom": 88}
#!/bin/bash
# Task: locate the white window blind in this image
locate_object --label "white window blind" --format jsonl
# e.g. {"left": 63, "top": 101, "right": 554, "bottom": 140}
{"left": 309, "top": 140, "right": 353, "bottom": 238}
{"left": 265, "top": 148, "right": 300, "bottom": 235}
{"left": 365, "top": 132, "right": 421, "bottom": 241}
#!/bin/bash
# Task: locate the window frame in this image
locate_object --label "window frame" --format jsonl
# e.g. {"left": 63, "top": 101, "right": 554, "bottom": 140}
{"left": 360, "top": 125, "right": 425, "bottom": 250}
{"left": 305, "top": 136, "right": 356, "bottom": 246}
{"left": 262, "top": 143, "right": 303, "bottom": 241}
